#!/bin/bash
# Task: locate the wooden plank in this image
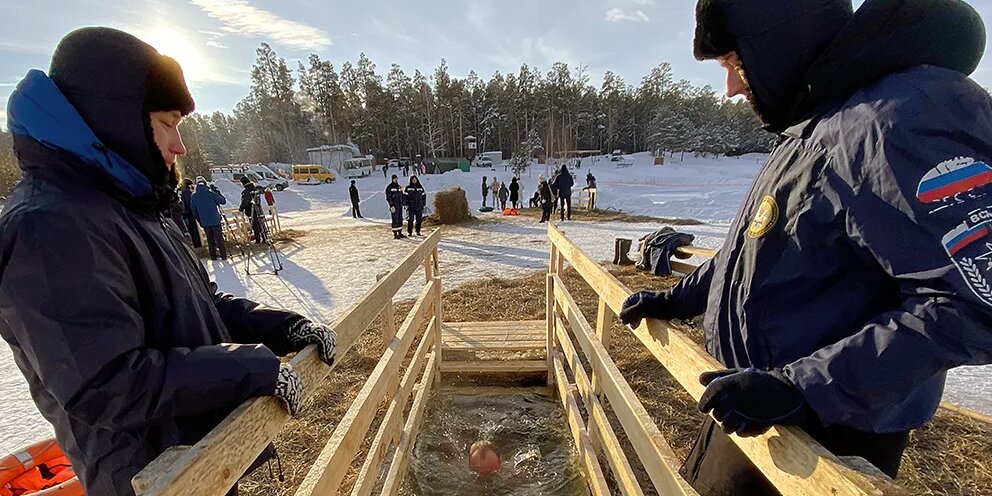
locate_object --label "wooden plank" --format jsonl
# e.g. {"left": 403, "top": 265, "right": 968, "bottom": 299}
{"left": 555, "top": 321, "right": 644, "bottom": 496}
{"left": 670, "top": 261, "right": 698, "bottom": 275}
{"left": 440, "top": 360, "right": 549, "bottom": 374}
{"left": 443, "top": 321, "right": 546, "bottom": 330}
{"left": 553, "top": 278, "right": 695, "bottom": 496}
{"left": 548, "top": 228, "right": 908, "bottom": 496}
{"left": 674, "top": 246, "right": 717, "bottom": 259}
{"left": 546, "top": 273, "right": 556, "bottom": 385}
{"left": 940, "top": 402, "right": 992, "bottom": 424}
{"left": 350, "top": 321, "right": 436, "bottom": 496}
{"left": 377, "top": 272, "right": 397, "bottom": 353}
{"left": 552, "top": 356, "right": 611, "bottom": 496}
{"left": 293, "top": 281, "right": 437, "bottom": 496}
{"left": 380, "top": 352, "right": 438, "bottom": 496}
{"left": 433, "top": 276, "right": 443, "bottom": 377}
{"left": 132, "top": 230, "right": 442, "bottom": 496}
{"left": 442, "top": 341, "right": 546, "bottom": 351}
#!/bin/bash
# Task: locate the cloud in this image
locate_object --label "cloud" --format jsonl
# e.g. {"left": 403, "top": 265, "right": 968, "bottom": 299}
{"left": 189, "top": 0, "right": 331, "bottom": 50}
{"left": 467, "top": 0, "right": 493, "bottom": 30}
{"left": 605, "top": 8, "right": 650, "bottom": 22}
{"left": 206, "top": 40, "right": 228, "bottom": 49}
{"left": 632, "top": 0, "right": 654, "bottom": 4}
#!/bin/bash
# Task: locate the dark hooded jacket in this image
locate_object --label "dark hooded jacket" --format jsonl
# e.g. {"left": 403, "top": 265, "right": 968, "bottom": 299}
{"left": 404, "top": 180, "right": 427, "bottom": 213}
{"left": 552, "top": 166, "right": 574, "bottom": 196}
{"left": 670, "top": 0, "right": 992, "bottom": 433}
{"left": 0, "top": 28, "right": 304, "bottom": 495}
{"left": 385, "top": 180, "right": 405, "bottom": 210}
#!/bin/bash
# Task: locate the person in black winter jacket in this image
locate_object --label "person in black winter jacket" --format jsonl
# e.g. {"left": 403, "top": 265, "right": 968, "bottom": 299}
{"left": 509, "top": 177, "right": 520, "bottom": 209}
{"left": 481, "top": 176, "right": 489, "bottom": 208}
{"left": 179, "top": 177, "right": 201, "bottom": 247}
{"left": 385, "top": 175, "right": 406, "bottom": 239}
{"left": 619, "top": 1, "right": 992, "bottom": 493}
{"left": 404, "top": 176, "right": 427, "bottom": 236}
{"left": 349, "top": 179, "right": 363, "bottom": 218}
{"left": 239, "top": 177, "right": 264, "bottom": 243}
{"left": 0, "top": 28, "right": 339, "bottom": 496}
{"left": 538, "top": 179, "right": 553, "bottom": 223}
{"left": 551, "top": 165, "right": 574, "bottom": 221}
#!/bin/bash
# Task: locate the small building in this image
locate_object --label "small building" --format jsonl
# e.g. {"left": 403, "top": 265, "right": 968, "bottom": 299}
{"left": 426, "top": 158, "right": 471, "bottom": 174}
{"left": 306, "top": 144, "right": 363, "bottom": 174}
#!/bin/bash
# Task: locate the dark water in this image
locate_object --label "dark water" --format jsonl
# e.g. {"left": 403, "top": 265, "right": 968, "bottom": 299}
{"left": 402, "top": 391, "right": 591, "bottom": 496}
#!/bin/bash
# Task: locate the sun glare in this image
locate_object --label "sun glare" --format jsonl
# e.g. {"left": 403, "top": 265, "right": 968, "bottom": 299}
{"left": 138, "top": 27, "right": 211, "bottom": 84}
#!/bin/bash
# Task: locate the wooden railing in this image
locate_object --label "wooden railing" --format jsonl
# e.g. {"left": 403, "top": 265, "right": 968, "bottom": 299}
{"left": 132, "top": 229, "right": 443, "bottom": 496}
{"left": 547, "top": 224, "right": 908, "bottom": 496}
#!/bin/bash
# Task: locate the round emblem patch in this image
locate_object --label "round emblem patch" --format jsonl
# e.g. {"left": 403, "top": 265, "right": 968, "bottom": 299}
{"left": 747, "top": 196, "right": 779, "bottom": 239}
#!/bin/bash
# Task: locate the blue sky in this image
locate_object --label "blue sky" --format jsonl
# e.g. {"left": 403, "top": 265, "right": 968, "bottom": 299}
{"left": 1, "top": 0, "right": 991, "bottom": 130}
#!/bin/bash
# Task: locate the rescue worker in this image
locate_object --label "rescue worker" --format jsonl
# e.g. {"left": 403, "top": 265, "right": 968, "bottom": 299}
{"left": 0, "top": 27, "right": 338, "bottom": 496}
{"left": 386, "top": 175, "right": 406, "bottom": 239}
{"left": 404, "top": 176, "right": 427, "bottom": 236}
{"left": 619, "top": 1, "right": 992, "bottom": 494}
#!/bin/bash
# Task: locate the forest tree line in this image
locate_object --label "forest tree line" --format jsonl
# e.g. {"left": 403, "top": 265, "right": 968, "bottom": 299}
{"left": 2, "top": 42, "right": 776, "bottom": 193}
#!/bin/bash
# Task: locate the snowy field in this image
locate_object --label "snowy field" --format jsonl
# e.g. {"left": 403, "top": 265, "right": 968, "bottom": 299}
{"left": 1, "top": 152, "right": 989, "bottom": 455}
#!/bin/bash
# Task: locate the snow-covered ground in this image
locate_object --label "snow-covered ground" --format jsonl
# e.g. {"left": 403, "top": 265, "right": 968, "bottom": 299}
{"left": 1, "top": 152, "right": 989, "bottom": 455}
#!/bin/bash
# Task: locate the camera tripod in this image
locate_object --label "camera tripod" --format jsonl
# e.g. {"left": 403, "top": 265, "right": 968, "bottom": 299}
{"left": 239, "top": 189, "right": 284, "bottom": 276}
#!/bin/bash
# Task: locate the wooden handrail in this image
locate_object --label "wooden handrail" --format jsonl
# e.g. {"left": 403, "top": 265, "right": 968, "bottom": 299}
{"left": 547, "top": 224, "right": 907, "bottom": 496}
{"left": 132, "top": 229, "right": 443, "bottom": 496}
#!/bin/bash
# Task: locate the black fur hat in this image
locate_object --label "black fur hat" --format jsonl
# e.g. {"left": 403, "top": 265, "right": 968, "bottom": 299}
{"left": 694, "top": 0, "right": 735, "bottom": 60}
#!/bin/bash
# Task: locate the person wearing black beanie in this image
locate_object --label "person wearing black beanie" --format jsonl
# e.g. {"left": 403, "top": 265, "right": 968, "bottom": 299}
{"left": 1, "top": 27, "right": 338, "bottom": 495}
{"left": 619, "top": 2, "right": 992, "bottom": 494}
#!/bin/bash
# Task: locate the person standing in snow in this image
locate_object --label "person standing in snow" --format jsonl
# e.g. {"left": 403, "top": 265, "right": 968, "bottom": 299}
{"left": 498, "top": 181, "right": 509, "bottom": 211}
{"left": 404, "top": 176, "right": 427, "bottom": 236}
{"left": 190, "top": 179, "right": 228, "bottom": 260}
{"left": 548, "top": 171, "right": 559, "bottom": 215}
{"left": 509, "top": 177, "right": 520, "bottom": 210}
{"left": 538, "top": 179, "right": 553, "bottom": 223}
{"left": 0, "top": 27, "right": 338, "bottom": 496}
{"left": 481, "top": 176, "right": 489, "bottom": 208}
{"left": 490, "top": 177, "right": 501, "bottom": 208}
{"left": 552, "top": 164, "right": 573, "bottom": 221}
{"left": 349, "top": 179, "right": 363, "bottom": 218}
{"left": 239, "top": 176, "right": 265, "bottom": 244}
{"left": 386, "top": 175, "right": 406, "bottom": 239}
{"left": 179, "top": 177, "right": 201, "bottom": 247}
{"left": 620, "top": 1, "right": 992, "bottom": 493}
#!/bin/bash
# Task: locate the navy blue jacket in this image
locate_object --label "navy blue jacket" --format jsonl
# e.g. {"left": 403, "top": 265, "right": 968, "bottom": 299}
{"left": 404, "top": 182, "right": 427, "bottom": 213}
{"left": 1, "top": 69, "right": 304, "bottom": 494}
{"left": 668, "top": 0, "right": 992, "bottom": 433}
{"left": 385, "top": 181, "right": 405, "bottom": 209}
{"left": 180, "top": 186, "right": 194, "bottom": 216}
{"left": 552, "top": 167, "right": 574, "bottom": 196}
{"left": 190, "top": 183, "right": 227, "bottom": 228}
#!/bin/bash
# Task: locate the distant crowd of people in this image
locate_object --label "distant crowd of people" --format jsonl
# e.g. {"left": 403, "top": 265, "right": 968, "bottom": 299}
{"left": 484, "top": 165, "right": 596, "bottom": 223}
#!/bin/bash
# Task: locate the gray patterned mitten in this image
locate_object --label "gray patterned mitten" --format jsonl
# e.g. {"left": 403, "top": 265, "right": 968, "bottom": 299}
{"left": 286, "top": 320, "right": 338, "bottom": 366}
{"left": 273, "top": 363, "right": 304, "bottom": 416}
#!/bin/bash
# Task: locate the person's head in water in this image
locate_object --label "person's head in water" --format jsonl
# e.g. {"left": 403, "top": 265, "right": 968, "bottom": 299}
{"left": 391, "top": 174, "right": 398, "bottom": 184}
{"left": 468, "top": 440, "right": 502, "bottom": 476}
{"left": 49, "top": 27, "right": 195, "bottom": 201}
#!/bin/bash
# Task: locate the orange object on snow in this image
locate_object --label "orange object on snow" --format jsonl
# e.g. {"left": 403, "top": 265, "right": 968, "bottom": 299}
{"left": 502, "top": 208, "right": 519, "bottom": 216}
{"left": 0, "top": 439, "right": 83, "bottom": 496}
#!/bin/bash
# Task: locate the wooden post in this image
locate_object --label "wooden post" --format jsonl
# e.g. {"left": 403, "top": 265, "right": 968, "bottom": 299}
{"left": 546, "top": 273, "right": 556, "bottom": 386}
{"left": 377, "top": 272, "right": 396, "bottom": 353}
{"left": 434, "top": 276, "right": 443, "bottom": 381}
{"left": 588, "top": 296, "right": 615, "bottom": 455}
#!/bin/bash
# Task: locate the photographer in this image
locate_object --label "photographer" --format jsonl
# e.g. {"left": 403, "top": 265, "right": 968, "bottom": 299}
{"left": 239, "top": 176, "right": 264, "bottom": 244}
{"left": 191, "top": 178, "right": 228, "bottom": 260}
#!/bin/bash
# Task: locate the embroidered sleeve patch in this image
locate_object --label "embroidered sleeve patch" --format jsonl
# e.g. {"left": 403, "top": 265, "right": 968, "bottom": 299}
{"left": 747, "top": 196, "right": 779, "bottom": 239}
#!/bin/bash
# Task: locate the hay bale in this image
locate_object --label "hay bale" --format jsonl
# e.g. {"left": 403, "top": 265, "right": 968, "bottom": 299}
{"left": 431, "top": 187, "right": 472, "bottom": 224}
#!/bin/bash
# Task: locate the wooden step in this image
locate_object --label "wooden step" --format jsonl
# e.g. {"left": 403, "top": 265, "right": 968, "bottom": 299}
{"left": 441, "top": 321, "right": 546, "bottom": 351}
{"left": 440, "top": 360, "right": 548, "bottom": 374}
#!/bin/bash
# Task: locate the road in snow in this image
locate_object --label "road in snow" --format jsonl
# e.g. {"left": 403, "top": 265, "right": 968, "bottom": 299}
{"left": 1, "top": 152, "right": 989, "bottom": 455}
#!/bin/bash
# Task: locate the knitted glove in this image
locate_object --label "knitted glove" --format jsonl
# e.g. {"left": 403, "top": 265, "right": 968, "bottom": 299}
{"left": 286, "top": 319, "right": 338, "bottom": 366}
{"left": 273, "top": 363, "right": 305, "bottom": 416}
{"left": 390, "top": 206, "right": 396, "bottom": 213}
{"left": 697, "top": 368, "right": 811, "bottom": 437}
{"left": 618, "top": 290, "right": 679, "bottom": 326}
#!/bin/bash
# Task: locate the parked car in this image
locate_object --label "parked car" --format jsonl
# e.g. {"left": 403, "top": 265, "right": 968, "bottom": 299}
{"left": 211, "top": 165, "right": 288, "bottom": 190}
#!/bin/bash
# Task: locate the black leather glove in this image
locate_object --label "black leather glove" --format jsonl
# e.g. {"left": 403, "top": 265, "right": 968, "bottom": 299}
{"left": 697, "top": 368, "right": 811, "bottom": 437}
{"left": 273, "top": 363, "right": 305, "bottom": 416}
{"left": 286, "top": 320, "right": 338, "bottom": 366}
{"left": 619, "top": 290, "right": 678, "bottom": 326}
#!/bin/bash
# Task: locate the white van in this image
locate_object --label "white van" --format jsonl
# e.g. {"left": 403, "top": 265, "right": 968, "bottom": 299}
{"left": 211, "top": 165, "right": 289, "bottom": 191}
{"left": 344, "top": 157, "right": 374, "bottom": 178}
{"left": 247, "top": 164, "right": 289, "bottom": 190}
